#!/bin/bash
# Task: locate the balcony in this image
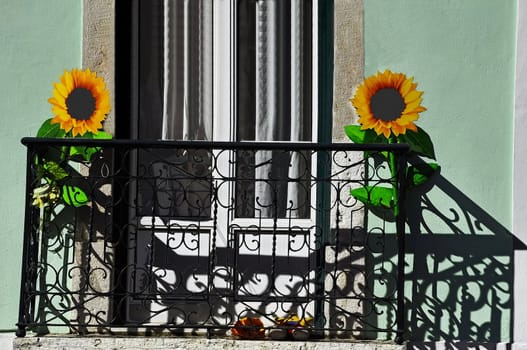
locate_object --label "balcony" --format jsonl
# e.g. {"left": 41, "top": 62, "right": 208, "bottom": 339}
{"left": 16, "top": 138, "right": 409, "bottom": 344}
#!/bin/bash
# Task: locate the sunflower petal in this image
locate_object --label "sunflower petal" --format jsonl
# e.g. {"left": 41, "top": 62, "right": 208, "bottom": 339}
{"left": 403, "top": 90, "right": 424, "bottom": 104}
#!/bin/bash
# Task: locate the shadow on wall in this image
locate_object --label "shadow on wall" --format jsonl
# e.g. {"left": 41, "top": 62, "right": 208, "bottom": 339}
{"left": 404, "top": 164, "right": 524, "bottom": 344}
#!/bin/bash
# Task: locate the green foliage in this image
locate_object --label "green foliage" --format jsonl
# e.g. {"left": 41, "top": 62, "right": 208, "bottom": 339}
{"left": 398, "top": 127, "right": 436, "bottom": 159}
{"left": 344, "top": 124, "right": 435, "bottom": 159}
{"left": 34, "top": 118, "right": 113, "bottom": 208}
{"left": 350, "top": 186, "right": 394, "bottom": 209}
{"left": 344, "top": 123, "right": 440, "bottom": 220}
{"left": 350, "top": 186, "right": 396, "bottom": 221}
{"left": 41, "top": 161, "right": 68, "bottom": 181}
{"left": 62, "top": 185, "right": 89, "bottom": 207}
{"left": 36, "top": 118, "right": 66, "bottom": 138}
{"left": 344, "top": 125, "right": 387, "bottom": 145}
{"left": 69, "top": 130, "right": 112, "bottom": 162}
{"left": 408, "top": 162, "right": 440, "bottom": 187}
{"left": 344, "top": 125, "right": 391, "bottom": 159}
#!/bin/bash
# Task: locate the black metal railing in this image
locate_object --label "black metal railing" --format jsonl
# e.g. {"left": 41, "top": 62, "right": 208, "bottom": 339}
{"left": 17, "top": 138, "right": 408, "bottom": 342}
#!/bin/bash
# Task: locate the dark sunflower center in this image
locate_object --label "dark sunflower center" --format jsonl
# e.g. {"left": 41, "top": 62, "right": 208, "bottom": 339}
{"left": 369, "top": 88, "right": 405, "bottom": 121}
{"left": 66, "top": 87, "right": 96, "bottom": 120}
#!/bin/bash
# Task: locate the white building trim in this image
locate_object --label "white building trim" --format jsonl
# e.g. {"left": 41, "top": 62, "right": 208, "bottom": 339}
{"left": 513, "top": 0, "right": 527, "bottom": 345}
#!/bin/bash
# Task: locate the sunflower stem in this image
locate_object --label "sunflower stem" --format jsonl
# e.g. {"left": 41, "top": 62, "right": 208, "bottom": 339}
{"left": 60, "top": 132, "right": 72, "bottom": 162}
{"left": 388, "top": 136, "right": 400, "bottom": 218}
{"left": 60, "top": 146, "right": 70, "bottom": 161}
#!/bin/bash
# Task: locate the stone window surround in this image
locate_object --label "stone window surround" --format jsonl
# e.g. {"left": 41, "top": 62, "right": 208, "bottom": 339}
{"left": 77, "top": 0, "right": 365, "bottom": 337}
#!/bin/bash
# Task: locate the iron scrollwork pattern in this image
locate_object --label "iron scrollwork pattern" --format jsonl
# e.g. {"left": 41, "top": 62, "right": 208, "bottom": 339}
{"left": 17, "top": 138, "right": 408, "bottom": 340}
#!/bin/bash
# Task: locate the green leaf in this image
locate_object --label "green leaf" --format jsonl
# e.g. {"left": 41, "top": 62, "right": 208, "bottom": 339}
{"left": 36, "top": 118, "right": 66, "bottom": 138}
{"left": 62, "top": 185, "right": 89, "bottom": 207}
{"left": 350, "top": 186, "right": 394, "bottom": 208}
{"left": 408, "top": 162, "right": 441, "bottom": 187}
{"left": 69, "top": 146, "right": 100, "bottom": 162}
{"left": 350, "top": 186, "right": 397, "bottom": 221}
{"left": 43, "top": 161, "right": 68, "bottom": 181}
{"left": 344, "top": 125, "right": 387, "bottom": 144}
{"left": 76, "top": 130, "right": 113, "bottom": 140}
{"left": 92, "top": 130, "right": 112, "bottom": 139}
{"left": 397, "top": 127, "right": 436, "bottom": 159}
{"left": 68, "top": 131, "right": 112, "bottom": 162}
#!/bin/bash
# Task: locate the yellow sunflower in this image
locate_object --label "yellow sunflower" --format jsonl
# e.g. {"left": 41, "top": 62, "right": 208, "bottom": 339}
{"left": 48, "top": 68, "right": 111, "bottom": 137}
{"left": 351, "top": 69, "right": 426, "bottom": 139}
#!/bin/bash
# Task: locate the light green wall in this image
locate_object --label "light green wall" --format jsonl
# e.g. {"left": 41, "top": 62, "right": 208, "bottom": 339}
{"left": 0, "top": 1, "right": 82, "bottom": 330}
{"left": 364, "top": 0, "right": 515, "bottom": 228}
{"left": 365, "top": 0, "right": 516, "bottom": 342}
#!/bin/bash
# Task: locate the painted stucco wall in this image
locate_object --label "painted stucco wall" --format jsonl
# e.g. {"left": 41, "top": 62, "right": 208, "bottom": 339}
{"left": 0, "top": 0, "right": 82, "bottom": 331}
{"left": 364, "top": 0, "right": 516, "bottom": 342}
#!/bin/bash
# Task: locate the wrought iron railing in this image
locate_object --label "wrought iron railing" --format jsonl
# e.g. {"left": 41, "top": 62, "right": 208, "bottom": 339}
{"left": 17, "top": 138, "right": 409, "bottom": 342}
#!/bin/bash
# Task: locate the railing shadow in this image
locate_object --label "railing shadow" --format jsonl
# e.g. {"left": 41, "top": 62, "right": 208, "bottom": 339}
{"left": 404, "top": 162, "right": 523, "bottom": 344}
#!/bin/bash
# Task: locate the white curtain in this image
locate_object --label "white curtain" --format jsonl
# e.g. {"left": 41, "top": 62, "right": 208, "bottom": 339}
{"left": 288, "top": 0, "right": 306, "bottom": 219}
{"left": 254, "top": 0, "right": 307, "bottom": 219}
{"left": 162, "top": 0, "right": 212, "bottom": 141}
{"left": 158, "top": 0, "right": 213, "bottom": 219}
{"left": 161, "top": 0, "right": 309, "bottom": 219}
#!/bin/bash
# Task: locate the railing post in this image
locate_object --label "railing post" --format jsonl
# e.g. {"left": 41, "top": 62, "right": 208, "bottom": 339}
{"left": 16, "top": 146, "right": 36, "bottom": 337}
{"left": 314, "top": 0, "right": 334, "bottom": 336}
{"left": 314, "top": 148, "right": 331, "bottom": 336}
{"left": 395, "top": 149, "right": 408, "bottom": 344}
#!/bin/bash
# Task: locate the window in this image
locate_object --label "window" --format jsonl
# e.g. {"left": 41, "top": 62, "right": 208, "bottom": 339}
{"left": 127, "top": 0, "right": 314, "bottom": 142}
{"left": 115, "top": 0, "right": 330, "bottom": 326}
